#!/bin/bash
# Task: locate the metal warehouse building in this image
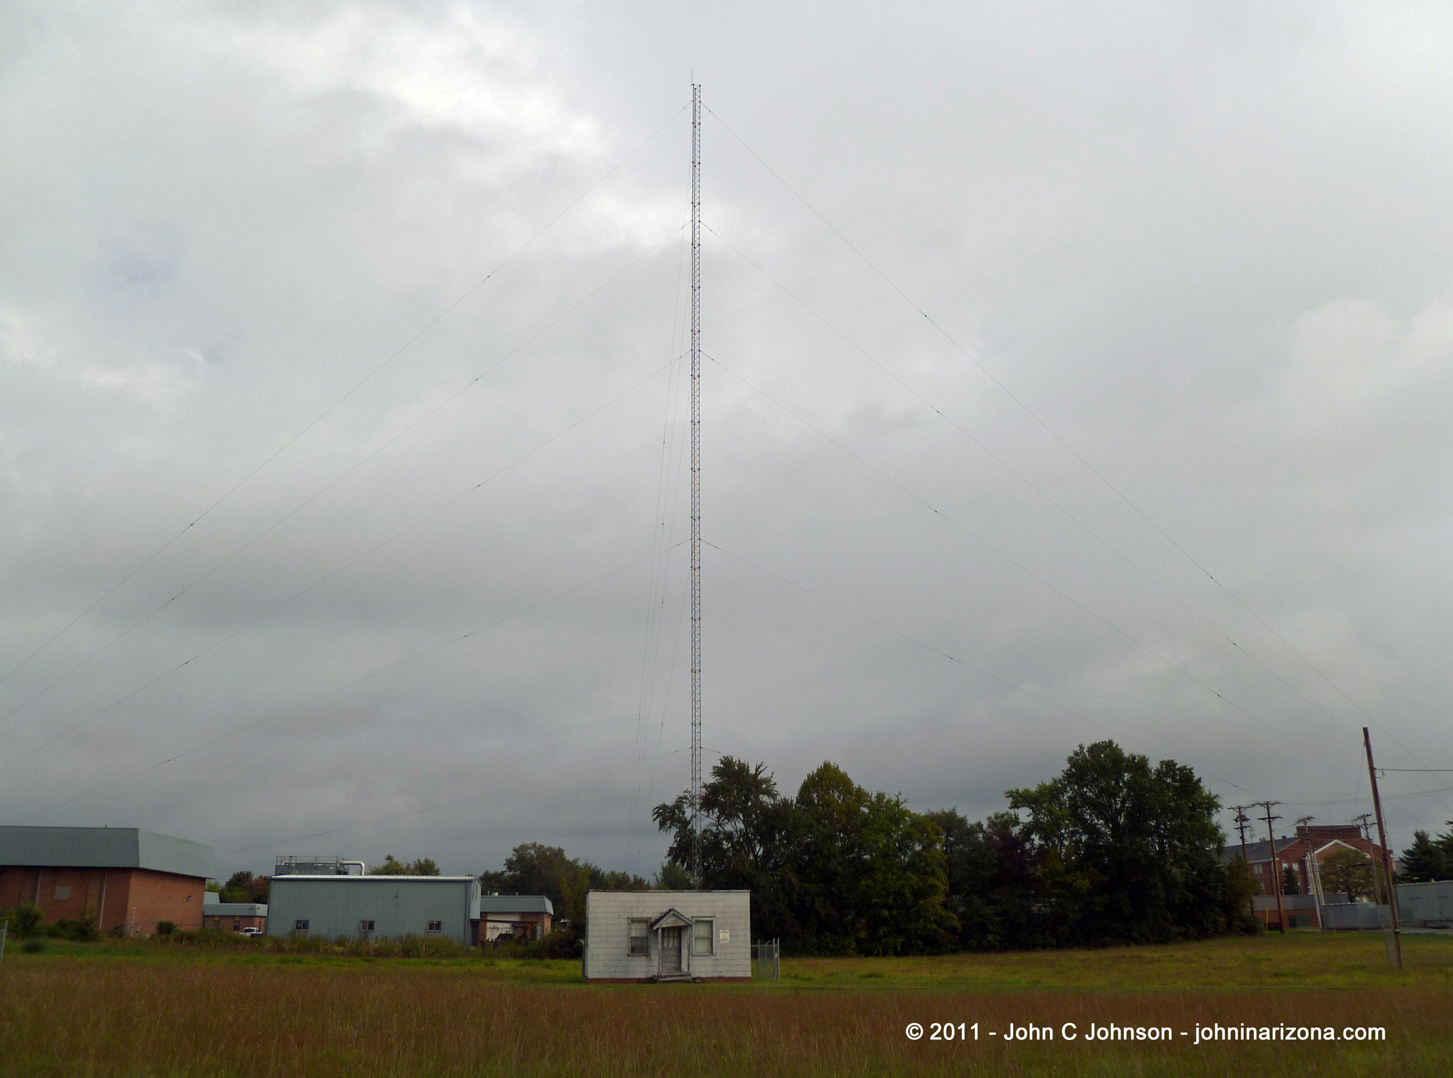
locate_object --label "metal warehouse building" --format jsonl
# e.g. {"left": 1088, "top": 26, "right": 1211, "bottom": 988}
{"left": 267, "top": 875, "right": 481, "bottom": 943}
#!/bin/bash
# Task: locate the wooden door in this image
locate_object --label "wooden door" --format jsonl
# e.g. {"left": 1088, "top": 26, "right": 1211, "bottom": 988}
{"left": 661, "top": 926, "right": 682, "bottom": 972}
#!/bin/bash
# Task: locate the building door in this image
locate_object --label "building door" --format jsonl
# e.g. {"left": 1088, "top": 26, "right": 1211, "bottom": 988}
{"left": 661, "top": 926, "right": 682, "bottom": 974}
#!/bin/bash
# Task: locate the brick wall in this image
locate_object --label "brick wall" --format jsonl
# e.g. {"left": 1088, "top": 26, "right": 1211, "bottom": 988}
{"left": 0, "top": 866, "right": 205, "bottom": 934}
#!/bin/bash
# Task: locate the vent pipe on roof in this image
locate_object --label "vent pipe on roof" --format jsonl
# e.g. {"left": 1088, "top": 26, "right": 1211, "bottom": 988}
{"left": 341, "top": 861, "right": 365, "bottom": 875}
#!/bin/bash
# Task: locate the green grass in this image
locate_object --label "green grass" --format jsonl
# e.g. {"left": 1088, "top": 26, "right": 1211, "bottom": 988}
{"left": 1, "top": 933, "right": 1448, "bottom": 1076}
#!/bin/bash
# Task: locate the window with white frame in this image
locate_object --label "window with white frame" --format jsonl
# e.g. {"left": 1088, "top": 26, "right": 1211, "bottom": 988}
{"left": 359, "top": 920, "right": 375, "bottom": 932}
{"left": 693, "top": 918, "right": 714, "bottom": 955}
{"left": 627, "top": 919, "right": 650, "bottom": 956}
{"left": 294, "top": 919, "right": 309, "bottom": 932}
{"left": 427, "top": 920, "right": 442, "bottom": 932}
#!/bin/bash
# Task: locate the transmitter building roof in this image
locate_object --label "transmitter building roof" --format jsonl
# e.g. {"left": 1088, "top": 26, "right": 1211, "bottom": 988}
{"left": 205, "top": 902, "right": 269, "bottom": 916}
{"left": 479, "top": 894, "right": 554, "bottom": 915}
{"left": 0, "top": 826, "right": 214, "bottom": 879}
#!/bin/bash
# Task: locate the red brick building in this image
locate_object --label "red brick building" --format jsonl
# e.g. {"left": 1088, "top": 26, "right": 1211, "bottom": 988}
{"left": 0, "top": 826, "right": 214, "bottom": 936}
{"left": 1225, "top": 823, "right": 1391, "bottom": 930}
{"left": 202, "top": 898, "right": 268, "bottom": 933}
{"left": 477, "top": 894, "right": 553, "bottom": 941}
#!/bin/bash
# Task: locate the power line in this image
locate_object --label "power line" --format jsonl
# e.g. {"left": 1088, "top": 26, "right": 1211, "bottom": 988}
{"left": 1379, "top": 768, "right": 1453, "bottom": 773}
{"left": 703, "top": 539, "right": 1250, "bottom": 798}
{"left": 704, "top": 349, "right": 1348, "bottom": 781}
{"left": 0, "top": 101, "right": 685, "bottom": 708}
{"left": 220, "top": 756, "right": 665, "bottom": 859}
{"left": 701, "top": 219, "right": 1368, "bottom": 756}
{"left": 623, "top": 208, "right": 694, "bottom": 874}
{"left": 702, "top": 103, "right": 1434, "bottom": 777}
{"left": 0, "top": 221, "right": 687, "bottom": 748}
{"left": 17, "top": 542, "right": 687, "bottom": 824}
{"left": 0, "top": 350, "right": 687, "bottom": 782}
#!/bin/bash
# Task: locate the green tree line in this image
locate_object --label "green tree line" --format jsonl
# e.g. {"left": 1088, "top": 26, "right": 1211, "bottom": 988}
{"left": 479, "top": 843, "right": 650, "bottom": 928}
{"left": 1400, "top": 827, "right": 1453, "bottom": 883}
{"left": 653, "top": 740, "right": 1257, "bottom": 954}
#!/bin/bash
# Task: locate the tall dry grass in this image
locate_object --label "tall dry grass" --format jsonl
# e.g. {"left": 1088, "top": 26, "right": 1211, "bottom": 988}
{"left": 2, "top": 961, "right": 1448, "bottom": 1077}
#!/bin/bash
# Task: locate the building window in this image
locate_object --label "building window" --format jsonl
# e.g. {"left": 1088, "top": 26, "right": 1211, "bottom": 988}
{"left": 359, "top": 920, "right": 375, "bottom": 933}
{"left": 628, "top": 919, "right": 650, "bottom": 956}
{"left": 427, "top": 920, "right": 442, "bottom": 932}
{"left": 693, "top": 918, "right": 714, "bottom": 956}
{"left": 294, "top": 920, "right": 309, "bottom": 932}
{"left": 54, "top": 885, "right": 70, "bottom": 900}
{"left": 232, "top": 919, "right": 241, "bottom": 931}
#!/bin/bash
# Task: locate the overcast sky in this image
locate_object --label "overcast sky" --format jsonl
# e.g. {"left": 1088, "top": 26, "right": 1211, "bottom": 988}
{"left": 4, "top": 0, "right": 1453, "bottom": 881}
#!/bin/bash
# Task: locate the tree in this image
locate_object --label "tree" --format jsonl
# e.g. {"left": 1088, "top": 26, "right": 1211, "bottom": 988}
{"left": 654, "top": 757, "right": 955, "bottom": 954}
{"left": 220, "top": 871, "right": 270, "bottom": 903}
{"left": 370, "top": 855, "right": 439, "bottom": 876}
{"left": 1321, "top": 848, "right": 1374, "bottom": 902}
{"left": 655, "top": 757, "right": 801, "bottom": 940}
{"left": 1223, "top": 857, "right": 1259, "bottom": 932}
{"left": 927, "top": 809, "right": 1039, "bottom": 950}
{"left": 480, "top": 843, "right": 648, "bottom": 931}
{"left": 1400, "top": 830, "right": 1449, "bottom": 883}
{"left": 1281, "top": 865, "right": 1301, "bottom": 896}
{"left": 1008, "top": 741, "right": 1228, "bottom": 944}
{"left": 5, "top": 904, "right": 42, "bottom": 938}
{"left": 853, "top": 790, "right": 957, "bottom": 954}
{"left": 656, "top": 861, "right": 693, "bottom": 889}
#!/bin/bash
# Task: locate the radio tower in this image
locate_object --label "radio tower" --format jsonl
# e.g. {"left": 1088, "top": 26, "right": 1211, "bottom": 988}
{"left": 689, "top": 82, "right": 703, "bottom": 889}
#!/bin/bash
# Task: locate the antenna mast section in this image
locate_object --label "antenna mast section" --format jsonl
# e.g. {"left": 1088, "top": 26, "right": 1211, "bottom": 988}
{"left": 689, "top": 82, "right": 703, "bottom": 889}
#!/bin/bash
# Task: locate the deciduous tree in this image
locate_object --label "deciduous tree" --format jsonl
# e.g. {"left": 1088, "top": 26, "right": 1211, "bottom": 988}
{"left": 1008, "top": 741, "right": 1228, "bottom": 943}
{"left": 1321, "top": 848, "right": 1374, "bottom": 902}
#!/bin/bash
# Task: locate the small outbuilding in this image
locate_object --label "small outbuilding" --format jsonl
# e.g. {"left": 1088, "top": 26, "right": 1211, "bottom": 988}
{"left": 203, "top": 892, "right": 268, "bottom": 933}
{"left": 479, "top": 893, "right": 553, "bottom": 940}
{"left": 583, "top": 890, "right": 750, "bottom": 982}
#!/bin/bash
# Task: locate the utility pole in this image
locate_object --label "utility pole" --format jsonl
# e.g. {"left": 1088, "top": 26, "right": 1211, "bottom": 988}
{"left": 1258, "top": 801, "right": 1286, "bottom": 934}
{"left": 1363, "top": 727, "right": 1403, "bottom": 968}
{"left": 1232, "top": 806, "right": 1252, "bottom": 860}
{"left": 1351, "top": 812, "right": 1376, "bottom": 898}
{"left": 1292, "top": 816, "right": 1315, "bottom": 893}
{"left": 1231, "top": 805, "right": 1255, "bottom": 918}
{"left": 689, "top": 82, "right": 703, "bottom": 890}
{"left": 1352, "top": 812, "right": 1373, "bottom": 844}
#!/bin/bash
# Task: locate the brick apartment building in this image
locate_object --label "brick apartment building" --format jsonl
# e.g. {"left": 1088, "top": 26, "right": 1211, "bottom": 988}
{"left": 1224, "top": 823, "right": 1391, "bottom": 929}
{"left": 0, "top": 826, "right": 215, "bottom": 935}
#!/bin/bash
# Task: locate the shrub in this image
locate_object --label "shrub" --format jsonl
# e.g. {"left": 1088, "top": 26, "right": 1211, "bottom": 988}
{"left": 11, "top": 905, "right": 43, "bottom": 938}
{"left": 22, "top": 938, "right": 46, "bottom": 954}
{"left": 173, "top": 928, "right": 255, "bottom": 948}
{"left": 52, "top": 915, "right": 102, "bottom": 942}
{"left": 156, "top": 921, "right": 176, "bottom": 936}
{"left": 485, "top": 930, "right": 582, "bottom": 961}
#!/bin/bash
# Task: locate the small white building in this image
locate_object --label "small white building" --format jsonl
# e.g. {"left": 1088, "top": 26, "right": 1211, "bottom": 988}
{"left": 583, "top": 890, "right": 750, "bottom": 982}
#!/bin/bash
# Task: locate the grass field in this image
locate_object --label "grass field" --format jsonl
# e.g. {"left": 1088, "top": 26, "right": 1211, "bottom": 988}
{"left": 2, "top": 932, "right": 1450, "bottom": 1076}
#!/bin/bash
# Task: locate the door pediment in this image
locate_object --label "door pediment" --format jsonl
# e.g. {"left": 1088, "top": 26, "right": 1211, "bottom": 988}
{"left": 650, "top": 908, "right": 693, "bottom": 931}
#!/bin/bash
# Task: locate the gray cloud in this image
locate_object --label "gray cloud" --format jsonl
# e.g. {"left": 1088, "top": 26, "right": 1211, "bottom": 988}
{"left": 3, "top": 0, "right": 1452, "bottom": 880}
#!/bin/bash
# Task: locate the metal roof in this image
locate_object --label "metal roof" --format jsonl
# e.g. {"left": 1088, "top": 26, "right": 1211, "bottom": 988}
{"left": 0, "top": 826, "right": 214, "bottom": 879}
{"left": 205, "top": 902, "right": 268, "bottom": 916}
{"left": 271, "top": 875, "right": 479, "bottom": 882}
{"left": 479, "top": 894, "right": 553, "bottom": 915}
